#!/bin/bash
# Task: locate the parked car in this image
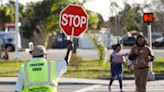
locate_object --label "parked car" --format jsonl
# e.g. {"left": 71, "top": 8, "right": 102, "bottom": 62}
{"left": 0, "top": 34, "right": 15, "bottom": 51}
{"left": 0, "top": 31, "right": 21, "bottom": 52}
{"left": 52, "top": 33, "right": 67, "bottom": 49}
{"left": 152, "top": 36, "right": 164, "bottom": 47}
{"left": 122, "top": 36, "right": 136, "bottom": 46}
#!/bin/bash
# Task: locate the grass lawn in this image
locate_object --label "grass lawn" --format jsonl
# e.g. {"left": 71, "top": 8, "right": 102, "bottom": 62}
{"left": 0, "top": 58, "right": 164, "bottom": 78}
{"left": 0, "top": 61, "right": 25, "bottom": 77}
{"left": 153, "top": 58, "right": 164, "bottom": 73}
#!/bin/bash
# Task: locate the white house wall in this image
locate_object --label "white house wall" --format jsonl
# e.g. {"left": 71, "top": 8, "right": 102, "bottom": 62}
{"left": 78, "top": 33, "right": 117, "bottom": 49}
{"left": 79, "top": 33, "right": 93, "bottom": 49}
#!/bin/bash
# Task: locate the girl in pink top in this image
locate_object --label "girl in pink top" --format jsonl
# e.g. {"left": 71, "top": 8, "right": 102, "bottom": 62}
{"left": 108, "top": 44, "right": 128, "bottom": 92}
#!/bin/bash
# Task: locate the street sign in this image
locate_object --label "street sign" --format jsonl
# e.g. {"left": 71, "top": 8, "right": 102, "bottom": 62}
{"left": 143, "top": 13, "right": 154, "bottom": 23}
{"left": 59, "top": 4, "right": 88, "bottom": 39}
{"left": 4, "top": 23, "right": 15, "bottom": 27}
{"left": 4, "top": 22, "right": 21, "bottom": 27}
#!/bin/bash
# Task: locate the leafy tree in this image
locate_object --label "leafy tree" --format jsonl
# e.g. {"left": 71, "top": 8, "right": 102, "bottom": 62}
{"left": 88, "top": 33, "right": 107, "bottom": 65}
{"left": 120, "top": 4, "right": 141, "bottom": 32}
{"left": 23, "top": 0, "right": 73, "bottom": 48}
{"left": 151, "top": 1, "right": 164, "bottom": 34}
{"left": 108, "top": 3, "right": 145, "bottom": 35}
{"left": 23, "top": 0, "right": 104, "bottom": 48}
{"left": 78, "top": 1, "right": 106, "bottom": 64}
{"left": 87, "top": 11, "right": 101, "bottom": 30}
{"left": 0, "top": 0, "right": 24, "bottom": 30}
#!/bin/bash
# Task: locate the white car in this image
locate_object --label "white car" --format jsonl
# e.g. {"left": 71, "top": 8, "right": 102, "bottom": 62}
{"left": 0, "top": 31, "right": 21, "bottom": 51}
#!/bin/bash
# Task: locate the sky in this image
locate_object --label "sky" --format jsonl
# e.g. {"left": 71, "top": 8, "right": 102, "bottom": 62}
{"left": 2, "top": 0, "right": 152, "bottom": 21}
{"left": 84, "top": 0, "right": 152, "bottom": 21}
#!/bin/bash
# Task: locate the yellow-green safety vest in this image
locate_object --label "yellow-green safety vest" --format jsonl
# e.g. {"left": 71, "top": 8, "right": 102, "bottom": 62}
{"left": 21, "top": 58, "right": 57, "bottom": 92}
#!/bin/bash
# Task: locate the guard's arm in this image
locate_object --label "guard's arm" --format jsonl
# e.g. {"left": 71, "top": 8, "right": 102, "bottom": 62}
{"left": 64, "top": 40, "right": 73, "bottom": 64}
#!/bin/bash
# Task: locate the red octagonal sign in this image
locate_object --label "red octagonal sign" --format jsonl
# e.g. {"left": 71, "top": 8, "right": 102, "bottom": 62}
{"left": 59, "top": 4, "right": 88, "bottom": 37}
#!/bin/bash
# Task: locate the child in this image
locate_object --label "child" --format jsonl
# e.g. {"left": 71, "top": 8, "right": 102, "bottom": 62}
{"left": 108, "top": 44, "right": 128, "bottom": 92}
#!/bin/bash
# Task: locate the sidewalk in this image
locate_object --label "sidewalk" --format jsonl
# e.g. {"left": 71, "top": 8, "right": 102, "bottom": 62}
{"left": 0, "top": 77, "right": 163, "bottom": 85}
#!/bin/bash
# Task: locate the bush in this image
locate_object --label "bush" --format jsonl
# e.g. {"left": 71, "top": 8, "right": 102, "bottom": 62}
{"left": 69, "top": 53, "right": 82, "bottom": 69}
{"left": 88, "top": 33, "right": 107, "bottom": 65}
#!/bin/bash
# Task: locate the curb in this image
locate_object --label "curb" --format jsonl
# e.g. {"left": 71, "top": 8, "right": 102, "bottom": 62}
{"left": 0, "top": 81, "right": 108, "bottom": 85}
{"left": 0, "top": 82, "right": 16, "bottom": 85}
{"left": 0, "top": 82, "right": 104, "bottom": 85}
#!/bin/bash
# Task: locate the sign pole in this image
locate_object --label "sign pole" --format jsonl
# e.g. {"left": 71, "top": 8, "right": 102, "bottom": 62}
{"left": 71, "top": 27, "right": 75, "bottom": 42}
{"left": 143, "top": 13, "right": 155, "bottom": 80}
{"left": 148, "top": 23, "right": 152, "bottom": 49}
{"left": 147, "top": 23, "right": 155, "bottom": 80}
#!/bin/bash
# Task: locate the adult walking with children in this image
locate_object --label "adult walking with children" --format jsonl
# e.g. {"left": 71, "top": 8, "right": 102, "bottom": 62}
{"left": 129, "top": 35, "right": 154, "bottom": 92}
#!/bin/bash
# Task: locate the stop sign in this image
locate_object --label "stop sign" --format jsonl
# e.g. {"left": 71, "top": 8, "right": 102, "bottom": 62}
{"left": 59, "top": 4, "right": 88, "bottom": 37}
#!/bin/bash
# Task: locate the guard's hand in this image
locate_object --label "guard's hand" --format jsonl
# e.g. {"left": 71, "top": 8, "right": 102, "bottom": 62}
{"left": 67, "top": 40, "right": 74, "bottom": 50}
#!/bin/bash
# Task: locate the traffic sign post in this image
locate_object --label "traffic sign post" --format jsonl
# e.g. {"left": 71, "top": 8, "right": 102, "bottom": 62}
{"left": 143, "top": 13, "right": 155, "bottom": 80}
{"left": 59, "top": 4, "right": 88, "bottom": 41}
{"left": 71, "top": 28, "right": 75, "bottom": 41}
{"left": 147, "top": 24, "right": 155, "bottom": 81}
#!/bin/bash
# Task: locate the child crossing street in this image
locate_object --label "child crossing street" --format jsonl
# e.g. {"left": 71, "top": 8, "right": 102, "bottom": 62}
{"left": 108, "top": 44, "right": 128, "bottom": 92}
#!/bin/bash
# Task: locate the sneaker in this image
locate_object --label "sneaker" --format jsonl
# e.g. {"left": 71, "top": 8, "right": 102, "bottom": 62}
{"left": 108, "top": 85, "right": 111, "bottom": 92}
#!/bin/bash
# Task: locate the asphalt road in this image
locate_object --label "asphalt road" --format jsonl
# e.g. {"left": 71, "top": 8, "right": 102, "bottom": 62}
{"left": 0, "top": 84, "right": 90, "bottom": 92}
{"left": 1, "top": 81, "right": 164, "bottom": 92}
{"left": 8, "top": 49, "right": 164, "bottom": 61}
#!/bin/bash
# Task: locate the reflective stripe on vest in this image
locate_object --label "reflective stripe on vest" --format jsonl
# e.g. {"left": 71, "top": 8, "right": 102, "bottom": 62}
{"left": 23, "top": 59, "right": 57, "bottom": 88}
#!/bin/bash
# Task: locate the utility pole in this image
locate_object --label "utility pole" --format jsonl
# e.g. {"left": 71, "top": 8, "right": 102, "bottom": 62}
{"left": 15, "top": 0, "right": 19, "bottom": 60}
{"left": 0, "top": 0, "right": 3, "bottom": 5}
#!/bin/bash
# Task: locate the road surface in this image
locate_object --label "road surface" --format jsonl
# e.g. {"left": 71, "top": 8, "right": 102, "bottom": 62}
{"left": 1, "top": 80, "right": 164, "bottom": 92}
{"left": 8, "top": 49, "right": 164, "bottom": 60}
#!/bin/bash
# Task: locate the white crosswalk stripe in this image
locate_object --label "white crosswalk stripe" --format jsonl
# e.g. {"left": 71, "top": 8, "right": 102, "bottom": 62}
{"left": 73, "top": 85, "right": 101, "bottom": 92}
{"left": 73, "top": 85, "right": 164, "bottom": 92}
